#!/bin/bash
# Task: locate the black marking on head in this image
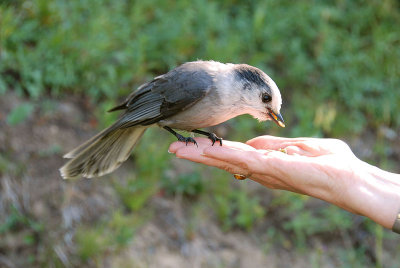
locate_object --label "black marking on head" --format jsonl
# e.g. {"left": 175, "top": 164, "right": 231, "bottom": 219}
{"left": 234, "top": 65, "right": 269, "bottom": 88}
{"left": 243, "top": 82, "right": 251, "bottom": 91}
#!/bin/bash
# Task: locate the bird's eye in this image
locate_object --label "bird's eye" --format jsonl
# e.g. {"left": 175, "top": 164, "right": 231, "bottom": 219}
{"left": 262, "top": 94, "right": 272, "bottom": 103}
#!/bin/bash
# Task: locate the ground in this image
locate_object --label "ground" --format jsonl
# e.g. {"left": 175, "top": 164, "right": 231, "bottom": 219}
{"left": 0, "top": 91, "right": 399, "bottom": 268}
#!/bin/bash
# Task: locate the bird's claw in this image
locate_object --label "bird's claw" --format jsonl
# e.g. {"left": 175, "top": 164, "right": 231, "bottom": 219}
{"left": 208, "top": 133, "right": 223, "bottom": 146}
{"left": 177, "top": 135, "right": 198, "bottom": 147}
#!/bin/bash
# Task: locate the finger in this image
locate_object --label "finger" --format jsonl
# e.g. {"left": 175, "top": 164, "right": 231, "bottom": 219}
{"left": 169, "top": 137, "right": 256, "bottom": 176}
{"left": 172, "top": 139, "right": 249, "bottom": 164}
{"left": 174, "top": 145, "right": 288, "bottom": 185}
{"left": 203, "top": 144, "right": 291, "bottom": 175}
{"left": 169, "top": 137, "right": 211, "bottom": 153}
{"left": 285, "top": 140, "right": 331, "bottom": 157}
{"left": 174, "top": 145, "right": 251, "bottom": 177}
{"left": 169, "top": 137, "right": 256, "bottom": 154}
{"left": 173, "top": 139, "right": 308, "bottom": 192}
{"left": 170, "top": 138, "right": 237, "bottom": 167}
{"left": 217, "top": 139, "right": 257, "bottom": 151}
{"left": 284, "top": 145, "right": 313, "bottom": 156}
{"left": 246, "top": 135, "right": 308, "bottom": 150}
{"left": 247, "top": 136, "right": 329, "bottom": 158}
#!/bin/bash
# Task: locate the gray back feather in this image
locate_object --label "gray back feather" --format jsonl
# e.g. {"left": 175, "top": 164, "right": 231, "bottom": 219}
{"left": 61, "top": 61, "right": 218, "bottom": 179}
{"left": 109, "top": 62, "right": 215, "bottom": 128}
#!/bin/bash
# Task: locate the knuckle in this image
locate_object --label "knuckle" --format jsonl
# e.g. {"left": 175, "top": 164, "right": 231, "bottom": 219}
{"left": 224, "top": 166, "right": 237, "bottom": 174}
{"left": 329, "top": 139, "right": 351, "bottom": 150}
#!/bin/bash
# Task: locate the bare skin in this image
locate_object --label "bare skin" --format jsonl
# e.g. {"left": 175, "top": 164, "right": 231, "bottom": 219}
{"left": 168, "top": 136, "right": 400, "bottom": 230}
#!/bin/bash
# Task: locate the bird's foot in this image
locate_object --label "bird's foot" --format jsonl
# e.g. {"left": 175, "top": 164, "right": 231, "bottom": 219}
{"left": 176, "top": 134, "right": 198, "bottom": 147}
{"left": 207, "top": 133, "right": 223, "bottom": 146}
{"left": 191, "top": 129, "right": 223, "bottom": 146}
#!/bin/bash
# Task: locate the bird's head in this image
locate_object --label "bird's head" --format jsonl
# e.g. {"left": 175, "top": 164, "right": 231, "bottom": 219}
{"left": 233, "top": 64, "right": 285, "bottom": 128}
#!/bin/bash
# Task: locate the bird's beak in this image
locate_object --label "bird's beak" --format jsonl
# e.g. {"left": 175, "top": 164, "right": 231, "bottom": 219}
{"left": 268, "top": 109, "right": 285, "bottom": 128}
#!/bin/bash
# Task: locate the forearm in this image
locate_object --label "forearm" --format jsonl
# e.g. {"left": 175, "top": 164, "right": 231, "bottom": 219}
{"left": 355, "top": 162, "right": 400, "bottom": 229}
{"left": 282, "top": 156, "right": 400, "bottom": 230}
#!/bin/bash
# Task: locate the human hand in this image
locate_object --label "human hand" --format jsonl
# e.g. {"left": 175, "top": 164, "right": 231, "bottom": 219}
{"left": 169, "top": 136, "right": 358, "bottom": 204}
{"left": 169, "top": 136, "right": 400, "bottom": 229}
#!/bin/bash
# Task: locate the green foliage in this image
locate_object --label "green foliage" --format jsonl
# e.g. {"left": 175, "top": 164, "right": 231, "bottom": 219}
{"left": 75, "top": 227, "right": 110, "bottom": 262}
{"left": 337, "top": 247, "right": 370, "bottom": 268}
{"left": 0, "top": 154, "right": 14, "bottom": 174}
{"left": 75, "top": 210, "right": 145, "bottom": 261}
{"left": 271, "top": 191, "right": 354, "bottom": 247}
{"left": 1, "top": 0, "right": 399, "bottom": 135}
{"left": 1, "top": 0, "right": 399, "bottom": 265}
{"left": 0, "top": 205, "right": 43, "bottom": 235}
{"left": 206, "top": 170, "right": 266, "bottom": 231}
{"left": 375, "top": 225, "right": 383, "bottom": 268}
{"left": 38, "top": 144, "right": 62, "bottom": 157}
{"left": 114, "top": 128, "right": 171, "bottom": 211}
{"left": 162, "top": 171, "right": 204, "bottom": 197}
{"left": 213, "top": 183, "right": 265, "bottom": 231}
{"left": 0, "top": 153, "right": 26, "bottom": 178}
{"left": 135, "top": 128, "right": 171, "bottom": 176}
{"left": 95, "top": 101, "right": 120, "bottom": 129}
{"left": 0, "top": 204, "right": 43, "bottom": 264}
{"left": 6, "top": 102, "right": 34, "bottom": 125}
{"left": 114, "top": 178, "right": 158, "bottom": 212}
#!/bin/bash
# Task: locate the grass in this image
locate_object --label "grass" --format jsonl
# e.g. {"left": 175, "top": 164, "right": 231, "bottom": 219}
{"left": 75, "top": 210, "right": 147, "bottom": 262}
{"left": 1, "top": 0, "right": 399, "bottom": 266}
{"left": 1, "top": 0, "right": 399, "bottom": 138}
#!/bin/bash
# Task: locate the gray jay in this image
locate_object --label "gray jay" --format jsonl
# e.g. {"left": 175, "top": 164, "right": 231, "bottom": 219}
{"left": 60, "top": 60, "right": 285, "bottom": 179}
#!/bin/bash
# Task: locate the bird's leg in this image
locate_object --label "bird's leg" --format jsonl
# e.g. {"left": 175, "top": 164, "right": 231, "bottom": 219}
{"left": 163, "top": 126, "right": 198, "bottom": 147}
{"left": 191, "top": 129, "right": 223, "bottom": 146}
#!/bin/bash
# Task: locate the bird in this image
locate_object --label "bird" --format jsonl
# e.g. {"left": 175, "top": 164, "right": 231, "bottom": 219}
{"left": 60, "top": 60, "right": 285, "bottom": 179}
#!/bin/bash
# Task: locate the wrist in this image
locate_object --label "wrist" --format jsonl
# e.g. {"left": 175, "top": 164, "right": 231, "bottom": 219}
{"left": 352, "top": 160, "right": 400, "bottom": 229}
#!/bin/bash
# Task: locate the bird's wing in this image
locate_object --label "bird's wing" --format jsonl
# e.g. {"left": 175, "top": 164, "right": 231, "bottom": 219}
{"left": 110, "top": 66, "right": 214, "bottom": 129}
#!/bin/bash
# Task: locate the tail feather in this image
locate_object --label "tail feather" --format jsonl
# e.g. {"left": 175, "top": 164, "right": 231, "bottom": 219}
{"left": 63, "top": 122, "right": 120, "bottom": 159}
{"left": 60, "top": 126, "right": 147, "bottom": 179}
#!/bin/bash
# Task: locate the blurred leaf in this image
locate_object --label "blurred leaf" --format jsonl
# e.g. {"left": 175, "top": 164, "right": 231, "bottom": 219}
{"left": 114, "top": 179, "right": 156, "bottom": 212}
{"left": 75, "top": 227, "right": 110, "bottom": 261}
{"left": 0, "top": 78, "right": 6, "bottom": 95}
{"left": 162, "top": 172, "right": 204, "bottom": 197}
{"left": 38, "top": 144, "right": 62, "bottom": 157}
{"left": 6, "top": 102, "right": 34, "bottom": 125}
{"left": 1, "top": 1, "right": 399, "bottom": 266}
{"left": 75, "top": 210, "right": 146, "bottom": 261}
{"left": 213, "top": 187, "right": 265, "bottom": 231}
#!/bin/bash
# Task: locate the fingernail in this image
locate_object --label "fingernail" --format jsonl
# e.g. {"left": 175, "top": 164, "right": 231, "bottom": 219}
{"left": 168, "top": 149, "right": 174, "bottom": 154}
